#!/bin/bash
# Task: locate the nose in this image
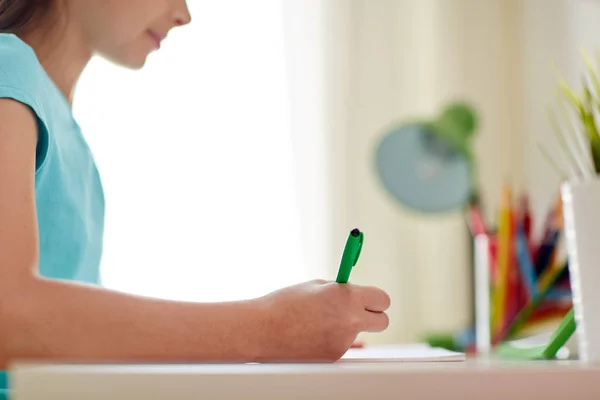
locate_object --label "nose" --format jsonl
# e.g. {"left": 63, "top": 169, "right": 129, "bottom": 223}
{"left": 173, "top": 0, "right": 192, "bottom": 26}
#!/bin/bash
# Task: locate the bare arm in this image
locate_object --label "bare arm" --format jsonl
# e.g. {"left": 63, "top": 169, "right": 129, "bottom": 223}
{"left": 3, "top": 278, "right": 265, "bottom": 365}
{"left": 0, "top": 98, "right": 265, "bottom": 368}
{"left": 0, "top": 98, "right": 390, "bottom": 368}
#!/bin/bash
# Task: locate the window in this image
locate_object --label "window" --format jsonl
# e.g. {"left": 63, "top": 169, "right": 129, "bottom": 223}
{"left": 73, "top": 0, "right": 307, "bottom": 302}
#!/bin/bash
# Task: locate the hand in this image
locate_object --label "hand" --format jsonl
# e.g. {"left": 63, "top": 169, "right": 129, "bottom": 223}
{"left": 254, "top": 279, "right": 390, "bottom": 362}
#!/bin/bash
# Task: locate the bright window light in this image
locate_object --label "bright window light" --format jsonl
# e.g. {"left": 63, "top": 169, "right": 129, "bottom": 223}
{"left": 72, "top": 0, "right": 307, "bottom": 302}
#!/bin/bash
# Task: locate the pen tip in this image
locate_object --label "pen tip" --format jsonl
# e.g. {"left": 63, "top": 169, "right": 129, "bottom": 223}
{"left": 351, "top": 228, "right": 361, "bottom": 237}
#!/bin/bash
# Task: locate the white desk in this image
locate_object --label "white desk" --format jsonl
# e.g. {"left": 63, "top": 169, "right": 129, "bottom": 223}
{"left": 10, "top": 358, "right": 600, "bottom": 399}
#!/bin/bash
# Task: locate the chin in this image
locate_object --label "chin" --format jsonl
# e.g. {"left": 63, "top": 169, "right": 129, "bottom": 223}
{"left": 123, "top": 59, "right": 148, "bottom": 70}
{"left": 101, "top": 51, "right": 149, "bottom": 70}
{"left": 119, "top": 54, "right": 149, "bottom": 70}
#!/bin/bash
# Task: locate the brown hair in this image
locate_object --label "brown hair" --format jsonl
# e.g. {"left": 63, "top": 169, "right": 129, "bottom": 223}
{"left": 0, "top": 0, "right": 53, "bottom": 34}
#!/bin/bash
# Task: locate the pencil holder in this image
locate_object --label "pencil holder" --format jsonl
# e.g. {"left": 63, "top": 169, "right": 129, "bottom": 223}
{"left": 561, "top": 179, "right": 600, "bottom": 363}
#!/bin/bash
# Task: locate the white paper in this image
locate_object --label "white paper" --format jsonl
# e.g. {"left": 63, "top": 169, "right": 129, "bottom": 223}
{"left": 505, "top": 332, "right": 554, "bottom": 349}
{"left": 339, "top": 343, "right": 466, "bottom": 363}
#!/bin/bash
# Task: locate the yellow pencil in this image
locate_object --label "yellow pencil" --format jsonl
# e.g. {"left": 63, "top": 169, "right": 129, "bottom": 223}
{"left": 492, "top": 185, "right": 512, "bottom": 336}
{"left": 537, "top": 260, "right": 565, "bottom": 291}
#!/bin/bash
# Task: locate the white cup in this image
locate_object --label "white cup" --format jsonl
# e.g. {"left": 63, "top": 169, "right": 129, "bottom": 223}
{"left": 561, "top": 179, "right": 600, "bottom": 362}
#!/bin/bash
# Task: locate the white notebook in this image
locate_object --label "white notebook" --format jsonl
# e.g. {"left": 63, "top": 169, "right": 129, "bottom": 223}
{"left": 339, "top": 343, "right": 465, "bottom": 363}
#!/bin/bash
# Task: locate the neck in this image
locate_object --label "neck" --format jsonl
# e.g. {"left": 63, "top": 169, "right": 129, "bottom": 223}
{"left": 19, "top": 23, "right": 92, "bottom": 106}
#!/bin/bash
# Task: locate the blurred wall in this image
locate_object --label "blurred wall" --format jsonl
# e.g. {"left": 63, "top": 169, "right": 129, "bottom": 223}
{"left": 329, "top": 0, "right": 528, "bottom": 344}
{"left": 284, "top": 0, "right": 591, "bottom": 344}
{"left": 521, "top": 0, "right": 570, "bottom": 239}
{"left": 522, "top": 0, "right": 600, "bottom": 248}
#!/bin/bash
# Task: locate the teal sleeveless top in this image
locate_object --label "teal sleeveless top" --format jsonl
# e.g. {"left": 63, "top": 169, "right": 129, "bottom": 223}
{"left": 0, "top": 34, "right": 105, "bottom": 396}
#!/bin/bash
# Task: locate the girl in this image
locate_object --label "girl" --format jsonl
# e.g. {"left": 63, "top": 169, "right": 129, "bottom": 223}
{"left": 0, "top": 0, "right": 390, "bottom": 392}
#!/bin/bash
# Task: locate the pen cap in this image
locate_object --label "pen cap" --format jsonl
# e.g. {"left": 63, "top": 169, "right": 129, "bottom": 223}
{"left": 561, "top": 178, "right": 600, "bottom": 362}
{"left": 352, "top": 229, "right": 364, "bottom": 265}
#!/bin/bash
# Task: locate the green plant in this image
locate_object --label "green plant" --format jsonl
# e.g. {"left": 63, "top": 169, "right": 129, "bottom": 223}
{"left": 548, "top": 50, "right": 600, "bottom": 177}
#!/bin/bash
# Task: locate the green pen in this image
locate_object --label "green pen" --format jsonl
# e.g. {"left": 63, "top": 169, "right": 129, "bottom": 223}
{"left": 336, "top": 228, "right": 364, "bottom": 283}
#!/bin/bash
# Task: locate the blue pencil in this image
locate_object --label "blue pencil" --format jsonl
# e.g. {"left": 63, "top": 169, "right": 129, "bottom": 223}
{"left": 544, "top": 287, "right": 572, "bottom": 302}
{"left": 515, "top": 224, "right": 537, "bottom": 300}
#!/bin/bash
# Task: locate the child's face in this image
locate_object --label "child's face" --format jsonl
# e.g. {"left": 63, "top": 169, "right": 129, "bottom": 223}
{"left": 68, "top": 0, "right": 191, "bottom": 68}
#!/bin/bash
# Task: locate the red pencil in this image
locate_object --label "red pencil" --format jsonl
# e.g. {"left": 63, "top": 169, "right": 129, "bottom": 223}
{"left": 467, "top": 203, "right": 488, "bottom": 236}
{"left": 520, "top": 193, "right": 532, "bottom": 241}
{"left": 489, "top": 235, "right": 498, "bottom": 282}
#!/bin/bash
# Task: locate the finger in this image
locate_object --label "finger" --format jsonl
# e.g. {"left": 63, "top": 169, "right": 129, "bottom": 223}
{"left": 362, "top": 311, "right": 389, "bottom": 333}
{"left": 350, "top": 340, "right": 365, "bottom": 348}
{"left": 353, "top": 286, "right": 391, "bottom": 312}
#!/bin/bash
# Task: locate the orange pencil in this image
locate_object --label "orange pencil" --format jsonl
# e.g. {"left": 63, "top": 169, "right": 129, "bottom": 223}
{"left": 548, "top": 196, "right": 563, "bottom": 268}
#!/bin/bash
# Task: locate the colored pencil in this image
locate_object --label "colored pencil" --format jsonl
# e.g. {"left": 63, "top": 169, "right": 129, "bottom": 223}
{"left": 520, "top": 193, "right": 532, "bottom": 241}
{"left": 467, "top": 203, "right": 487, "bottom": 236}
{"left": 491, "top": 185, "right": 512, "bottom": 337}
{"left": 502, "top": 260, "right": 568, "bottom": 340}
{"left": 505, "top": 206, "right": 520, "bottom": 331}
{"left": 515, "top": 223, "right": 537, "bottom": 301}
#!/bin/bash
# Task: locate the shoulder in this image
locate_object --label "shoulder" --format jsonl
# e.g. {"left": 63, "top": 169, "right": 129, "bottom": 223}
{"left": 0, "top": 34, "right": 53, "bottom": 171}
{"left": 0, "top": 34, "right": 48, "bottom": 110}
{"left": 0, "top": 33, "right": 45, "bottom": 80}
